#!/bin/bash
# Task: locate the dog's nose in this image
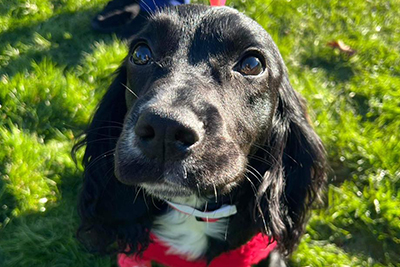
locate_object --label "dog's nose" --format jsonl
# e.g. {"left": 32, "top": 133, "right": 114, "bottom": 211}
{"left": 134, "top": 111, "right": 200, "bottom": 159}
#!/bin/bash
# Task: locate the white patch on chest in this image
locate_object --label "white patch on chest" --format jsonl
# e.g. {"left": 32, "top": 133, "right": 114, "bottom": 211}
{"left": 152, "top": 196, "right": 228, "bottom": 261}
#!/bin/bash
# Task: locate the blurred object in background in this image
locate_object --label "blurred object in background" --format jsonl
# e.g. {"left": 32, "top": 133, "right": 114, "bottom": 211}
{"left": 91, "top": 0, "right": 190, "bottom": 37}
{"left": 327, "top": 40, "right": 356, "bottom": 56}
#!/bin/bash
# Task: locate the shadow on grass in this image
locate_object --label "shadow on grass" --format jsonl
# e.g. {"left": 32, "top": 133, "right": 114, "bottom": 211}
{"left": 0, "top": 170, "right": 118, "bottom": 267}
{"left": 307, "top": 156, "right": 400, "bottom": 265}
{"left": 0, "top": 0, "right": 21, "bottom": 17}
{"left": 0, "top": 178, "right": 17, "bottom": 229}
{"left": 0, "top": 7, "right": 121, "bottom": 265}
{"left": 303, "top": 218, "right": 400, "bottom": 266}
{"left": 0, "top": 7, "right": 123, "bottom": 140}
{"left": 303, "top": 56, "right": 355, "bottom": 82}
{"left": 0, "top": 8, "right": 114, "bottom": 78}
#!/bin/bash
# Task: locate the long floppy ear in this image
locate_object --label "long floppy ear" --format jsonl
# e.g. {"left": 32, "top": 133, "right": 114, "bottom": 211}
{"left": 254, "top": 74, "right": 327, "bottom": 255}
{"left": 73, "top": 66, "right": 156, "bottom": 254}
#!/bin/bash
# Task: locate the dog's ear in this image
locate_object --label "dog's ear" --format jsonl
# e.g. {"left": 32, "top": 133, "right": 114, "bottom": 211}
{"left": 73, "top": 66, "right": 156, "bottom": 254}
{"left": 253, "top": 74, "right": 327, "bottom": 255}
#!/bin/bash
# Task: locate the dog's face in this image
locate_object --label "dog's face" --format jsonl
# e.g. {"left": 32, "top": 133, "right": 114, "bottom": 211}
{"left": 76, "top": 4, "right": 326, "bottom": 256}
{"left": 114, "top": 6, "right": 283, "bottom": 199}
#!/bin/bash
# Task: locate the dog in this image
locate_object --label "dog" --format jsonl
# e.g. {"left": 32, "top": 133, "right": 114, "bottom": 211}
{"left": 74, "top": 4, "right": 326, "bottom": 267}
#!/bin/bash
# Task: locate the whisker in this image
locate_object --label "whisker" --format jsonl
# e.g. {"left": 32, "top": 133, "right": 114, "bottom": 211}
{"left": 84, "top": 137, "right": 119, "bottom": 146}
{"left": 90, "top": 164, "right": 119, "bottom": 202}
{"left": 102, "top": 165, "right": 116, "bottom": 183}
{"left": 120, "top": 83, "right": 138, "bottom": 98}
{"left": 246, "top": 169, "right": 272, "bottom": 236}
{"left": 133, "top": 187, "right": 143, "bottom": 204}
{"left": 243, "top": 174, "right": 258, "bottom": 197}
{"left": 213, "top": 183, "right": 218, "bottom": 202}
{"left": 139, "top": 0, "right": 153, "bottom": 14}
{"left": 253, "top": 0, "right": 277, "bottom": 22}
{"left": 84, "top": 125, "right": 124, "bottom": 134}
{"left": 224, "top": 217, "right": 230, "bottom": 240}
{"left": 182, "top": 165, "right": 187, "bottom": 180}
{"left": 88, "top": 120, "right": 124, "bottom": 126}
{"left": 245, "top": 167, "right": 262, "bottom": 184}
{"left": 196, "top": 183, "right": 201, "bottom": 198}
{"left": 243, "top": 173, "right": 267, "bottom": 231}
{"left": 151, "top": 0, "right": 160, "bottom": 13}
{"left": 85, "top": 149, "right": 116, "bottom": 171}
{"left": 246, "top": 164, "right": 263, "bottom": 183}
{"left": 256, "top": 201, "right": 269, "bottom": 236}
{"left": 151, "top": 58, "right": 164, "bottom": 68}
{"left": 258, "top": 146, "right": 299, "bottom": 166}
{"left": 252, "top": 143, "right": 281, "bottom": 167}
{"left": 248, "top": 155, "right": 273, "bottom": 166}
{"left": 142, "top": 189, "right": 149, "bottom": 210}
{"left": 152, "top": 195, "right": 161, "bottom": 210}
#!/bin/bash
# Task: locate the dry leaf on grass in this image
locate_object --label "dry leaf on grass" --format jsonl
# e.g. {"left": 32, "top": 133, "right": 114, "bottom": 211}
{"left": 327, "top": 40, "right": 356, "bottom": 56}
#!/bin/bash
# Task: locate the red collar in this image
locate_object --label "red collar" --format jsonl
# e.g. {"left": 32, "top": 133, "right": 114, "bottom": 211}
{"left": 118, "top": 233, "right": 277, "bottom": 267}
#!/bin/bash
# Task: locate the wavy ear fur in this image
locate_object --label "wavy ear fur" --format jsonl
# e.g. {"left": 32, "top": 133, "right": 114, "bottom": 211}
{"left": 254, "top": 75, "right": 327, "bottom": 256}
{"left": 73, "top": 66, "right": 156, "bottom": 254}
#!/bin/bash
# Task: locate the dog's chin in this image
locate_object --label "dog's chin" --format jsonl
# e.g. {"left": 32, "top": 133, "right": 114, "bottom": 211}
{"left": 140, "top": 178, "right": 241, "bottom": 205}
{"left": 115, "top": 154, "right": 246, "bottom": 200}
{"left": 140, "top": 182, "right": 194, "bottom": 200}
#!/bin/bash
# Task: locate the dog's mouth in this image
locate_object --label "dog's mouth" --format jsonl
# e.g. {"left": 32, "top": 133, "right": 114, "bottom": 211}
{"left": 115, "top": 137, "right": 247, "bottom": 200}
{"left": 137, "top": 164, "right": 243, "bottom": 200}
{"left": 139, "top": 179, "right": 194, "bottom": 199}
{"left": 115, "top": 151, "right": 245, "bottom": 201}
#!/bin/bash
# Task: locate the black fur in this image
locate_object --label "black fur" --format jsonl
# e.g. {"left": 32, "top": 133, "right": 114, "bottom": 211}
{"left": 73, "top": 4, "right": 326, "bottom": 263}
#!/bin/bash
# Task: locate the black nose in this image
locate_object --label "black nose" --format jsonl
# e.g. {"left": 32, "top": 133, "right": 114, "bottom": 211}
{"left": 134, "top": 111, "right": 200, "bottom": 159}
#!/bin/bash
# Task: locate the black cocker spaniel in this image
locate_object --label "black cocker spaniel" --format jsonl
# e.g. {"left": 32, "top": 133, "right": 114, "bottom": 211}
{"left": 74, "top": 4, "right": 327, "bottom": 267}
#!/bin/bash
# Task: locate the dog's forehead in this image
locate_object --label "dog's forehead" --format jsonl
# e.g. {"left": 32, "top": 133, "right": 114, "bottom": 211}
{"left": 147, "top": 5, "right": 269, "bottom": 55}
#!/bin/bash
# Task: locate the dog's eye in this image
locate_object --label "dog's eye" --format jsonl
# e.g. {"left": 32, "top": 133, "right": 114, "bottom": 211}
{"left": 130, "top": 44, "right": 152, "bottom": 65}
{"left": 238, "top": 56, "right": 264, "bottom": 76}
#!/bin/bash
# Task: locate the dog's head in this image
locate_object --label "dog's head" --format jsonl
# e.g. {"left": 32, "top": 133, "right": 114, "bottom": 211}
{"left": 75, "top": 4, "right": 326, "bottom": 257}
{"left": 116, "top": 6, "right": 280, "bottom": 198}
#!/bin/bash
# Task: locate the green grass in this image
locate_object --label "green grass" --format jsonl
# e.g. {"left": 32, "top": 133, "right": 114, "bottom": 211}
{"left": 0, "top": 0, "right": 399, "bottom": 266}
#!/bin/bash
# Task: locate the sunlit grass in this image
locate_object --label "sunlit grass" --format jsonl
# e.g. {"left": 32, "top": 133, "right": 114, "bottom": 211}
{"left": 1, "top": 0, "right": 399, "bottom": 266}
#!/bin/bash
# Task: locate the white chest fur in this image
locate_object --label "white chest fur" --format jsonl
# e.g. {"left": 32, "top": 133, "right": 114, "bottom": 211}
{"left": 152, "top": 207, "right": 228, "bottom": 261}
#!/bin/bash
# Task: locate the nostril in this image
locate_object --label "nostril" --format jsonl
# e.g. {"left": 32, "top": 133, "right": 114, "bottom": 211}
{"left": 174, "top": 128, "right": 199, "bottom": 147}
{"left": 135, "top": 124, "right": 155, "bottom": 140}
